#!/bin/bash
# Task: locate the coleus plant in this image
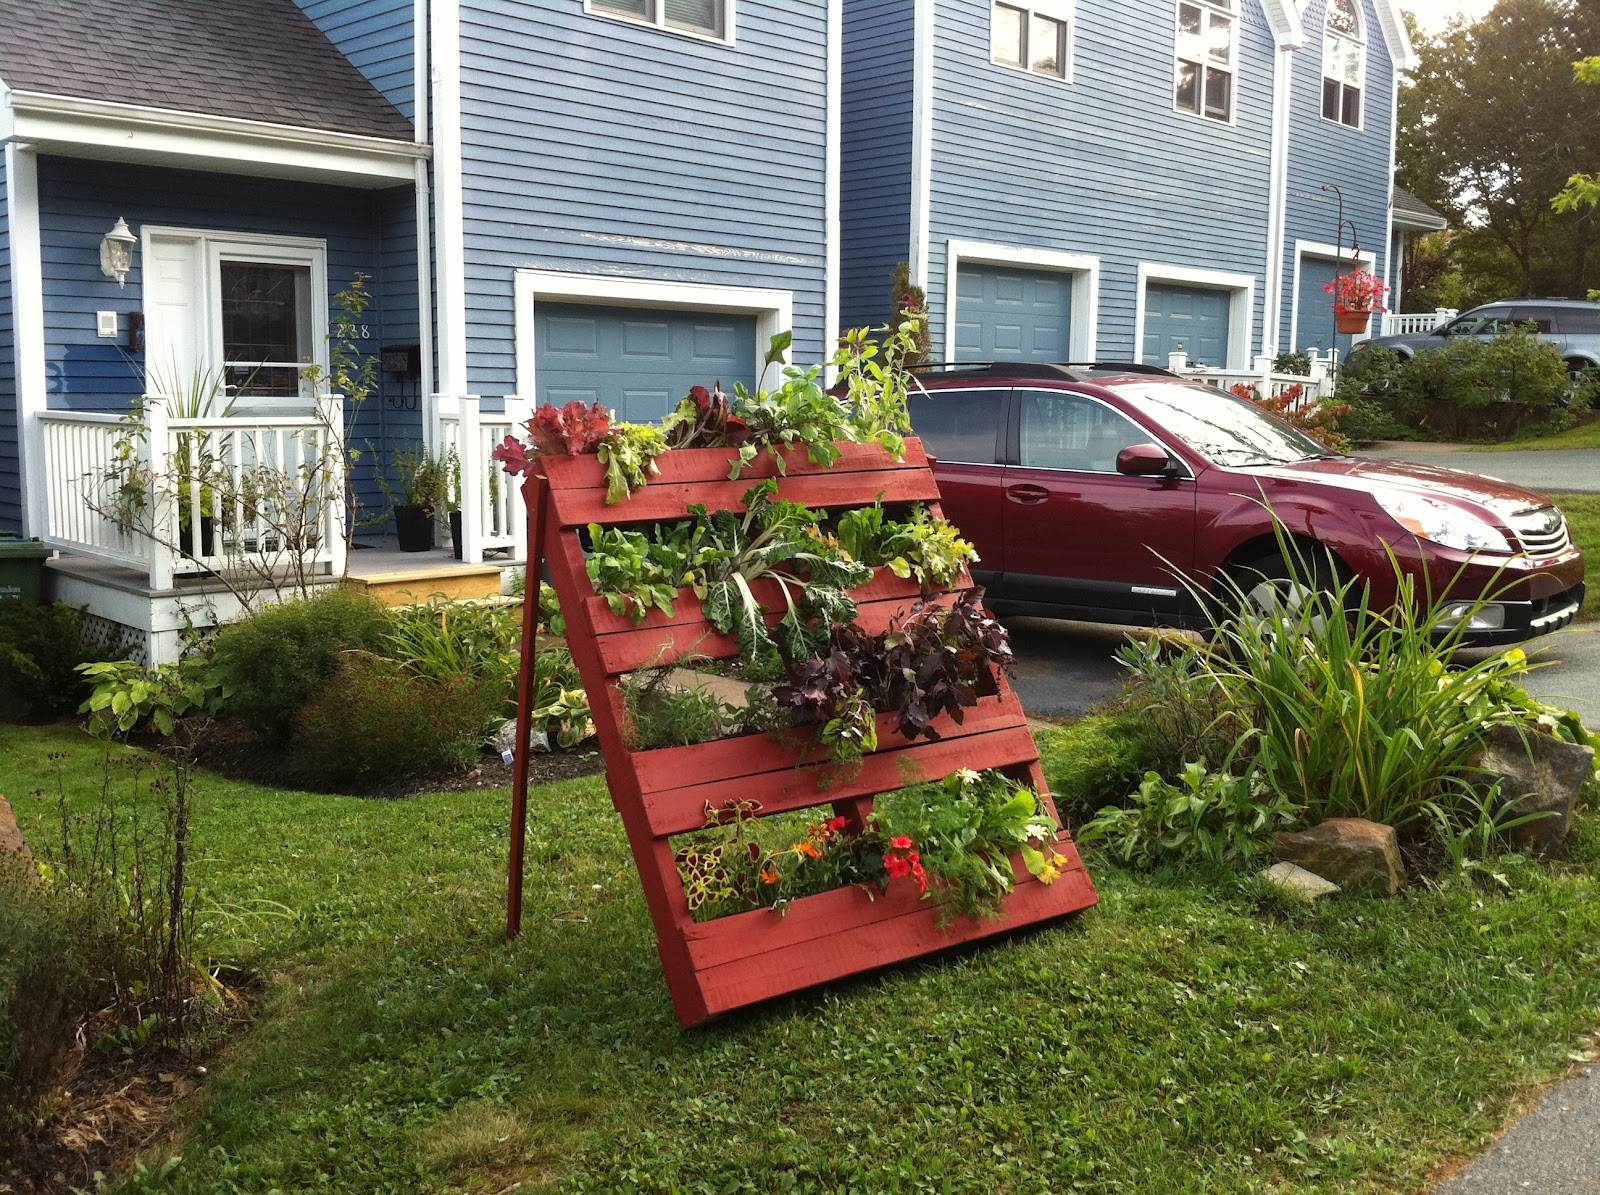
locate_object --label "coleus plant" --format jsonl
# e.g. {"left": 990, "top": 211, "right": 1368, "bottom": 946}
{"left": 778, "top": 588, "right": 1015, "bottom": 761}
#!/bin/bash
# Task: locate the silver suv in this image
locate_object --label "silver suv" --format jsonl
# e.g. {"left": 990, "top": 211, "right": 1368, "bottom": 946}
{"left": 1352, "top": 298, "right": 1600, "bottom": 379}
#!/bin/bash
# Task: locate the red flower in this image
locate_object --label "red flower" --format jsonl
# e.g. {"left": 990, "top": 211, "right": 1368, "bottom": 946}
{"left": 884, "top": 855, "right": 912, "bottom": 880}
{"left": 825, "top": 816, "right": 848, "bottom": 834}
{"left": 891, "top": 835, "right": 914, "bottom": 850}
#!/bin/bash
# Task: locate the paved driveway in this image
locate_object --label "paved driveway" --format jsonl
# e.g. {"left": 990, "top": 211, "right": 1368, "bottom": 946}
{"left": 1357, "top": 442, "right": 1600, "bottom": 495}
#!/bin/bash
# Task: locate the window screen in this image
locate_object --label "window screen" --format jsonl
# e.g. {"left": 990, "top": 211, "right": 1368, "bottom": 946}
{"left": 908, "top": 389, "right": 1005, "bottom": 465}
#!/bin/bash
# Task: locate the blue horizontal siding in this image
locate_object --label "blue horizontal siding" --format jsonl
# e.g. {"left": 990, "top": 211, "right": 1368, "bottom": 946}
{"left": 295, "top": 0, "right": 418, "bottom": 122}
{"left": 1279, "top": 0, "right": 1395, "bottom": 352}
{"left": 0, "top": 157, "right": 18, "bottom": 533}
{"left": 840, "top": 0, "right": 915, "bottom": 332}
{"left": 457, "top": 0, "right": 831, "bottom": 396}
{"left": 35, "top": 156, "right": 419, "bottom": 517}
{"left": 922, "top": 0, "right": 1281, "bottom": 362}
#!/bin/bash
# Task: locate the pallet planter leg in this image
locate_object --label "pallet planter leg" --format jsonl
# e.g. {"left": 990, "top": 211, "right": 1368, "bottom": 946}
{"left": 507, "top": 470, "right": 550, "bottom": 940}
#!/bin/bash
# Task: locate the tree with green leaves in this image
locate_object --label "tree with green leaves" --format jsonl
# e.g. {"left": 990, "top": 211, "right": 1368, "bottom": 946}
{"left": 1398, "top": 1, "right": 1598, "bottom": 307}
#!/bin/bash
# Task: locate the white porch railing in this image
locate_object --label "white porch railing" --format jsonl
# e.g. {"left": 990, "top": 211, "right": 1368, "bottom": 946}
{"left": 1168, "top": 350, "right": 1340, "bottom": 403}
{"left": 38, "top": 394, "right": 347, "bottom": 590}
{"left": 1378, "top": 309, "right": 1456, "bottom": 337}
{"left": 435, "top": 394, "right": 530, "bottom": 565}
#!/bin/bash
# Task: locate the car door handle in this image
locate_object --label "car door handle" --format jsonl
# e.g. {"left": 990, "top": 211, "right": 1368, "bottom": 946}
{"left": 1006, "top": 484, "right": 1050, "bottom": 505}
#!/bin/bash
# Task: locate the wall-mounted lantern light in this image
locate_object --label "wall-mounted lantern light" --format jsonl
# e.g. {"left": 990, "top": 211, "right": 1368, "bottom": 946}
{"left": 99, "top": 217, "right": 137, "bottom": 287}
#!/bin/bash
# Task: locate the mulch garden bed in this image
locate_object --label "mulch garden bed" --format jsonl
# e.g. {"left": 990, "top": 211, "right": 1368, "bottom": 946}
{"left": 186, "top": 718, "right": 606, "bottom": 800}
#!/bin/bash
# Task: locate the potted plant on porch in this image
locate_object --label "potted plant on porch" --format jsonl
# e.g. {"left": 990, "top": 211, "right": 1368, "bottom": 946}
{"left": 1326, "top": 267, "right": 1389, "bottom": 334}
{"left": 382, "top": 444, "right": 447, "bottom": 552}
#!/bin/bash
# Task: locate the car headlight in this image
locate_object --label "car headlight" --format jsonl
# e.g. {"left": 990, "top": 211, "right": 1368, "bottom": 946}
{"left": 1375, "top": 493, "right": 1514, "bottom": 554}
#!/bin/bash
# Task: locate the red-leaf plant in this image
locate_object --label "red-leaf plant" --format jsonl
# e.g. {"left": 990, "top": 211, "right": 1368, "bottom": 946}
{"left": 491, "top": 400, "right": 612, "bottom": 476}
{"left": 776, "top": 588, "right": 1015, "bottom": 762}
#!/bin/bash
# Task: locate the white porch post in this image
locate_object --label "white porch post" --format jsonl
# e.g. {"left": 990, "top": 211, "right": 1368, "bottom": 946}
{"left": 6, "top": 143, "right": 47, "bottom": 539}
{"left": 458, "top": 395, "right": 484, "bottom": 564}
{"left": 144, "top": 396, "right": 175, "bottom": 591}
{"left": 319, "top": 392, "right": 349, "bottom": 578}
{"left": 504, "top": 393, "right": 531, "bottom": 565}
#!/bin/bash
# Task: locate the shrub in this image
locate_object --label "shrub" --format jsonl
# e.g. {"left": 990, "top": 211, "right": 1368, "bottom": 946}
{"left": 292, "top": 651, "right": 502, "bottom": 787}
{"left": 210, "top": 587, "right": 392, "bottom": 743}
{"left": 0, "top": 855, "right": 94, "bottom": 1151}
{"left": 0, "top": 602, "right": 119, "bottom": 719}
{"left": 386, "top": 597, "right": 521, "bottom": 709}
{"left": 1037, "top": 712, "right": 1160, "bottom": 825}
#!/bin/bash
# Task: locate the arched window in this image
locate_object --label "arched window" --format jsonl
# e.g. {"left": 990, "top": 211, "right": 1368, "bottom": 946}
{"left": 1322, "top": 0, "right": 1364, "bottom": 127}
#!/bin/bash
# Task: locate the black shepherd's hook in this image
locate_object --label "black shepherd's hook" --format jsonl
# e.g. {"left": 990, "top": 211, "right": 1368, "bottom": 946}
{"left": 1321, "top": 183, "right": 1362, "bottom": 270}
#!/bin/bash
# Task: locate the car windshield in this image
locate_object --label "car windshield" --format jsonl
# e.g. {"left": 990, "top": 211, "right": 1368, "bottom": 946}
{"left": 1114, "top": 382, "right": 1339, "bottom": 467}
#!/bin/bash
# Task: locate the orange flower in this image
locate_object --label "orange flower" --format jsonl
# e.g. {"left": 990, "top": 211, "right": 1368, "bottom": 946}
{"left": 795, "top": 842, "right": 823, "bottom": 859}
{"left": 759, "top": 862, "right": 780, "bottom": 885}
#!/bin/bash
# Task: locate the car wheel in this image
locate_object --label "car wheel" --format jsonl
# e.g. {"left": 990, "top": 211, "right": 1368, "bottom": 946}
{"left": 1213, "top": 551, "right": 1344, "bottom": 643}
{"left": 1564, "top": 359, "right": 1595, "bottom": 407}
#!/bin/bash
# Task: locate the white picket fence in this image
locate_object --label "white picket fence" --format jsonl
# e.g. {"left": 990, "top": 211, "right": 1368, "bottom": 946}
{"left": 1168, "top": 350, "right": 1340, "bottom": 403}
{"left": 1378, "top": 309, "right": 1456, "bottom": 336}
{"left": 434, "top": 395, "right": 530, "bottom": 564}
{"left": 37, "top": 394, "right": 347, "bottom": 590}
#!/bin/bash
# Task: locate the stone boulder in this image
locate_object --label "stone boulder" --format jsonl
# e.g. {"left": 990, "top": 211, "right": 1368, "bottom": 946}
{"left": 1468, "top": 723, "right": 1597, "bottom": 857}
{"left": 1273, "top": 818, "right": 1404, "bottom": 894}
{"left": 1261, "top": 862, "right": 1340, "bottom": 901}
{"left": 0, "top": 793, "right": 34, "bottom": 874}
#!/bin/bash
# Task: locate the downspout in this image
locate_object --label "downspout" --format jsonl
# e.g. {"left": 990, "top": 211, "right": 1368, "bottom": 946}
{"left": 1262, "top": 42, "right": 1295, "bottom": 360}
{"left": 909, "top": 0, "right": 934, "bottom": 295}
{"left": 430, "top": 0, "right": 468, "bottom": 411}
{"left": 413, "top": 0, "right": 436, "bottom": 426}
{"left": 825, "top": 0, "right": 841, "bottom": 373}
{"left": 1383, "top": 68, "right": 1401, "bottom": 303}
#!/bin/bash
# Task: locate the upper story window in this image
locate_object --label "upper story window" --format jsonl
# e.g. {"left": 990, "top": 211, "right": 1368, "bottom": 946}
{"left": 588, "top": 0, "right": 729, "bottom": 41}
{"left": 1174, "top": 0, "right": 1235, "bottom": 123}
{"left": 1322, "top": 0, "right": 1364, "bottom": 126}
{"left": 992, "top": 1, "right": 1073, "bottom": 82}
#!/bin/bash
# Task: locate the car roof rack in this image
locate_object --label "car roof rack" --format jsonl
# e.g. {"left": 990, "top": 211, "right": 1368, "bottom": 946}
{"left": 1495, "top": 296, "right": 1600, "bottom": 304}
{"left": 910, "top": 361, "right": 1180, "bottom": 382}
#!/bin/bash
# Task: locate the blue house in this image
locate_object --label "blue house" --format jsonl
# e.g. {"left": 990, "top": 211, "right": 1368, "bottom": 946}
{"left": 0, "top": 0, "right": 838, "bottom": 661}
{"left": 840, "top": 0, "right": 1415, "bottom": 369}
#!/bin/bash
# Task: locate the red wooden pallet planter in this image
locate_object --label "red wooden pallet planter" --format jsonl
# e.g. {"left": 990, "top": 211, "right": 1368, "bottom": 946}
{"left": 515, "top": 437, "right": 1098, "bottom": 1026}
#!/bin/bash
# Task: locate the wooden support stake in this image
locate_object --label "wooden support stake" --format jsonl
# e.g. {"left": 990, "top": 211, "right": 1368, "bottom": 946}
{"left": 507, "top": 470, "right": 549, "bottom": 940}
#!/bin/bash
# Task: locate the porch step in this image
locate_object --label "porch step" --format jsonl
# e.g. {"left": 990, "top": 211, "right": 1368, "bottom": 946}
{"left": 351, "top": 564, "right": 506, "bottom": 607}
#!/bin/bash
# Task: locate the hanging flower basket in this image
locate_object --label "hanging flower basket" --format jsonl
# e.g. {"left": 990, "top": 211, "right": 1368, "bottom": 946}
{"left": 1326, "top": 268, "right": 1389, "bottom": 335}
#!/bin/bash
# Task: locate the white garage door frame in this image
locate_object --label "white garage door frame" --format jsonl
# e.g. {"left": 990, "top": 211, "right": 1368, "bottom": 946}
{"left": 513, "top": 270, "right": 795, "bottom": 402}
{"left": 1289, "top": 239, "right": 1377, "bottom": 351}
{"left": 1134, "top": 262, "right": 1256, "bottom": 369}
{"left": 943, "top": 239, "right": 1101, "bottom": 363}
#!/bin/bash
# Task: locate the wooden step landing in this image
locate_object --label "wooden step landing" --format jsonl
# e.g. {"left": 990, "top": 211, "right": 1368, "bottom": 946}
{"left": 351, "top": 564, "right": 505, "bottom": 606}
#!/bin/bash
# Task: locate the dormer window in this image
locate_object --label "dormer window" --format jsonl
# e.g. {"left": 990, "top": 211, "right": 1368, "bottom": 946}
{"left": 1174, "top": 0, "right": 1235, "bottom": 122}
{"left": 1322, "top": 0, "right": 1364, "bottom": 127}
{"left": 992, "top": 2, "right": 1072, "bottom": 81}
{"left": 588, "top": 0, "right": 729, "bottom": 42}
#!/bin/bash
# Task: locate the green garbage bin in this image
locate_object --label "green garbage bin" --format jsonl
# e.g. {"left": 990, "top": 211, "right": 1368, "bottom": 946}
{"left": 0, "top": 534, "right": 52, "bottom": 604}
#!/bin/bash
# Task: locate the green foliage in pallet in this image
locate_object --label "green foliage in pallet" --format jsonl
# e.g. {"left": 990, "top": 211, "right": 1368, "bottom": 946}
{"left": 833, "top": 501, "right": 978, "bottom": 590}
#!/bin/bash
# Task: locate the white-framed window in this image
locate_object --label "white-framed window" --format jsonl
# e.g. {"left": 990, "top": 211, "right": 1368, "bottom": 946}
{"left": 587, "top": 0, "right": 730, "bottom": 42}
{"left": 1322, "top": 0, "right": 1364, "bottom": 127}
{"left": 992, "top": 1, "right": 1073, "bottom": 82}
{"left": 1174, "top": 0, "right": 1235, "bottom": 123}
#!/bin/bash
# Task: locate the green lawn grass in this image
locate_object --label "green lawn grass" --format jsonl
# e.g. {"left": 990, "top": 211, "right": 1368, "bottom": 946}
{"left": 1552, "top": 493, "right": 1599, "bottom": 620}
{"left": 1471, "top": 416, "right": 1600, "bottom": 452}
{"left": 7, "top": 721, "right": 1600, "bottom": 1194}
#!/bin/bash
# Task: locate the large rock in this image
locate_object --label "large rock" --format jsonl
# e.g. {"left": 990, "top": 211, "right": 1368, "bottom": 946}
{"left": 1274, "top": 818, "right": 1404, "bottom": 894}
{"left": 1469, "top": 723, "right": 1597, "bottom": 856}
{"left": 0, "top": 794, "right": 34, "bottom": 872}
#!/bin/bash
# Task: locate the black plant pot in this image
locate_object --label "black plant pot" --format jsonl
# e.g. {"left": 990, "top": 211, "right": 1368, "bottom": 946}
{"left": 178, "top": 515, "right": 215, "bottom": 558}
{"left": 394, "top": 505, "right": 435, "bottom": 553}
{"left": 449, "top": 510, "right": 463, "bottom": 560}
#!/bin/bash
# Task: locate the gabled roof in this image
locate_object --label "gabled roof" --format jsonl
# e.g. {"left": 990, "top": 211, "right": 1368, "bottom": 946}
{"left": 1259, "top": 0, "right": 1307, "bottom": 50}
{"left": 0, "top": 0, "right": 413, "bottom": 142}
{"left": 1370, "top": 0, "right": 1420, "bottom": 72}
{"left": 1391, "top": 185, "right": 1449, "bottom": 232}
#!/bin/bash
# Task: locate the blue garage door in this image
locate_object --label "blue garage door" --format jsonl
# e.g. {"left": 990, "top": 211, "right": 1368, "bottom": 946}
{"left": 1143, "top": 283, "right": 1232, "bottom": 366}
{"left": 954, "top": 265, "right": 1071, "bottom": 361}
{"left": 534, "top": 302, "right": 757, "bottom": 423}
{"left": 1295, "top": 257, "right": 1359, "bottom": 357}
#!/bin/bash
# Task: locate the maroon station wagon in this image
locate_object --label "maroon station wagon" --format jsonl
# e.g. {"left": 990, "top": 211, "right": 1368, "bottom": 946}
{"left": 904, "top": 363, "right": 1587, "bottom": 646}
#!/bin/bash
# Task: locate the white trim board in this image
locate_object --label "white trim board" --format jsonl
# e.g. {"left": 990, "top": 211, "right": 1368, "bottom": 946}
{"left": 825, "top": 0, "right": 842, "bottom": 378}
{"left": 1289, "top": 238, "right": 1376, "bottom": 350}
{"left": 511, "top": 271, "right": 795, "bottom": 403}
{"left": 910, "top": 0, "right": 935, "bottom": 285}
{"left": 7, "top": 90, "right": 427, "bottom": 188}
{"left": 431, "top": 0, "right": 469, "bottom": 398}
{"left": 1134, "top": 262, "right": 1256, "bottom": 369}
{"left": 942, "top": 240, "right": 1100, "bottom": 362}
{"left": 6, "top": 143, "right": 48, "bottom": 537}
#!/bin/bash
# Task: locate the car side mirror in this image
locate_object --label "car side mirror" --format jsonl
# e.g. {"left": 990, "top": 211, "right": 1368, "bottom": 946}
{"left": 1116, "top": 444, "right": 1177, "bottom": 477}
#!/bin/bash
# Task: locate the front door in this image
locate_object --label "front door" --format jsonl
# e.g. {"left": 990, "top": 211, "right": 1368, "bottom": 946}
{"left": 1001, "top": 387, "right": 1197, "bottom": 618}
